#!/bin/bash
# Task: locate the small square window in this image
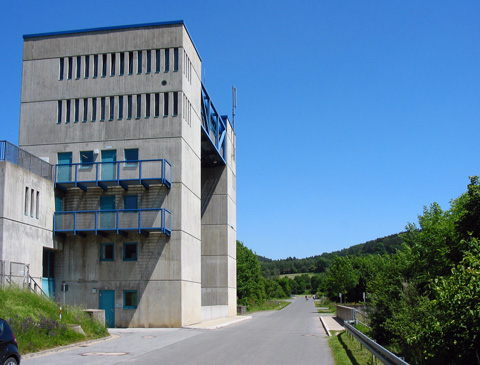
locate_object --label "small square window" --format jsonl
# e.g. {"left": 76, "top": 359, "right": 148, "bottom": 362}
{"left": 123, "top": 242, "right": 137, "bottom": 261}
{"left": 80, "top": 151, "right": 94, "bottom": 168}
{"left": 123, "top": 290, "right": 137, "bottom": 309}
{"left": 124, "top": 149, "right": 138, "bottom": 167}
{"left": 101, "top": 243, "right": 114, "bottom": 261}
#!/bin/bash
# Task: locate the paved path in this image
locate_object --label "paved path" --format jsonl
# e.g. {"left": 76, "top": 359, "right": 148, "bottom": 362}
{"left": 23, "top": 298, "right": 334, "bottom": 364}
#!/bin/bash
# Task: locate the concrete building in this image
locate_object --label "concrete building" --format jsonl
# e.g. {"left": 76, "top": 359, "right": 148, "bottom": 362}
{"left": 2, "top": 21, "right": 236, "bottom": 328}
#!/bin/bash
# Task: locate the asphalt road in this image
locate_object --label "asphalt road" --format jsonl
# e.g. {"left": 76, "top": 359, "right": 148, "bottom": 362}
{"left": 23, "top": 298, "right": 334, "bottom": 364}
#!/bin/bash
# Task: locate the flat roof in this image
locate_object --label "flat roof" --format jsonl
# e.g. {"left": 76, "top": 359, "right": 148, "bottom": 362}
{"left": 23, "top": 20, "right": 185, "bottom": 39}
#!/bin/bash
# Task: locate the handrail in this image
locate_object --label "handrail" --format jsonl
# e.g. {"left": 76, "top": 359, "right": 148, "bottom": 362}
{"left": 27, "top": 274, "right": 49, "bottom": 298}
{"left": 344, "top": 321, "right": 409, "bottom": 365}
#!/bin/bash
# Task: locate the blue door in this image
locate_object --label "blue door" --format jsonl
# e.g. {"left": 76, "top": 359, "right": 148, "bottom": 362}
{"left": 57, "top": 152, "right": 72, "bottom": 182}
{"left": 101, "top": 150, "right": 117, "bottom": 181}
{"left": 42, "top": 250, "right": 55, "bottom": 298}
{"left": 55, "top": 195, "right": 63, "bottom": 230}
{"left": 99, "top": 290, "right": 115, "bottom": 328}
{"left": 100, "top": 196, "right": 115, "bottom": 229}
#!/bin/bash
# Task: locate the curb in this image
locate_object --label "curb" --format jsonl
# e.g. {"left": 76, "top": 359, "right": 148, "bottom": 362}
{"left": 319, "top": 316, "right": 331, "bottom": 337}
{"left": 184, "top": 315, "right": 252, "bottom": 330}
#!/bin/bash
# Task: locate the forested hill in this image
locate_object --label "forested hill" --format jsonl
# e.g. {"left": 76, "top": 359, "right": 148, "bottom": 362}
{"left": 259, "top": 232, "right": 403, "bottom": 277}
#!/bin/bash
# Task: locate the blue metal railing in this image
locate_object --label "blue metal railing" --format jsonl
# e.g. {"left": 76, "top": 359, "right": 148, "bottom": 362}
{"left": 55, "top": 159, "right": 172, "bottom": 190}
{"left": 54, "top": 208, "right": 172, "bottom": 236}
{"left": 0, "top": 140, "right": 53, "bottom": 180}
{"left": 201, "top": 85, "right": 227, "bottom": 164}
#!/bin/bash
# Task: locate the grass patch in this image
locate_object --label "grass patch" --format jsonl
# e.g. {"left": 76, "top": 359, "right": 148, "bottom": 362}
{"left": 316, "top": 298, "right": 336, "bottom": 314}
{"left": 247, "top": 300, "right": 290, "bottom": 313}
{"left": 280, "top": 273, "right": 315, "bottom": 279}
{"left": 0, "top": 286, "right": 108, "bottom": 354}
{"left": 328, "top": 330, "right": 375, "bottom": 365}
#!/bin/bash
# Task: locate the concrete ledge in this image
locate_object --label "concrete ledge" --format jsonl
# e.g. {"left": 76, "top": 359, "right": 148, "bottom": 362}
{"left": 184, "top": 315, "right": 251, "bottom": 330}
{"left": 320, "top": 315, "right": 344, "bottom": 336}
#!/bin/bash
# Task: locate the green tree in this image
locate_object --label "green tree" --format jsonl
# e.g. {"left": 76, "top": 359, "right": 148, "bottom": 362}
{"left": 236, "top": 241, "right": 266, "bottom": 306}
{"left": 324, "top": 256, "right": 359, "bottom": 302}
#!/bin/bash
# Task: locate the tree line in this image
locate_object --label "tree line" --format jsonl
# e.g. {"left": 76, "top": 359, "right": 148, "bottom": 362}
{"left": 237, "top": 176, "right": 480, "bottom": 364}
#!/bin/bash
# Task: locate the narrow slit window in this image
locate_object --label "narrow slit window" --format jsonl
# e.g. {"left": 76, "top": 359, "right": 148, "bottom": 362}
{"left": 84, "top": 55, "right": 90, "bottom": 78}
{"left": 67, "top": 57, "right": 73, "bottom": 79}
{"left": 173, "top": 92, "right": 178, "bottom": 116}
{"left": 102, "top": 54, "right": 107, "bottom": 77}
{"left": 101, "top": 97, "right": 106, "bottom": 121}
{"left": 30, "top": 189, "right": 34, "bottom": 217}
{"left": 36, "top": 191, "right": 40, "bottom": 219}
{"left": 145, "top": 94, "right": 150, "bottom": 118}
{"left": 164, "top": 49, "right": 170, "bottom": 72}
{"left": 128, "top": 51, "right": 134, "bottom": 74}
{"left": 76, "top": 56, "right": 81, "bottom": 79}
{"left": 66, "top": 99, "right": 71, "bottom": 123}
{"left": 137, "top": 51, "right": 142, "bottom": 74}
{"left": 120, "top": 52, "right": 125, "bottom": 75}
{"left": 118, "top": 96, "right": 123, "bottom": 119}
{"left": 57, "top": 100, "right": 62, "bottom": 123}
{"left": 74, "top": 99, "right": 79, "bottom": 122}
{"left": 109, "top": 96, "right": 115, "bottom": 120}
{"left": 127, "top": 95, "right": 132, "bottom": 119}
{"left": 146, "top": 50, "right": 151, "bottom": 73}
{"left": 163, "top": 93, "right": 169, "bottom": 116}
{"left": 93, "top": 55, "right": 98, "bottom": 78}
{"left": 173, "top": 48, "right": 179, "bottom": 71}
{"left": 83, "top": 99, "right": 88, "bottom": 122}
{"left": 111, "top": 53, "right": 116, "bottom": 76}
{"left": 136, "top": 94, "right": 142, "bottom": 119}
{"left": 92, "top": 98, "right": 97, "bottom": 121}
{"left": 155, "top": 49, "right": 160, "bottom": 73}
{"left": 59, "top": 58, "right": 64, "bottom": 80}
{"left": 154, "top": 93, "right": 160, "bottom": 117}
{"left": 25, "top": 187, "right": 29, "bottom": 216}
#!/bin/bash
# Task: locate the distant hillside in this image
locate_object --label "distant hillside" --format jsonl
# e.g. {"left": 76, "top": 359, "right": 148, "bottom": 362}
{"left": 259, "top": 232, "right": 404, "bottom": 277}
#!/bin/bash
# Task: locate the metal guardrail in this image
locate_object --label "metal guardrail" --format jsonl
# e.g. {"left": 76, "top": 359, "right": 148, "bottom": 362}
{"left": 0, "top": 140, "right": 53, "bottom": 180}
{"left": 344, "top": 321, "right": 409, "bottom": 365}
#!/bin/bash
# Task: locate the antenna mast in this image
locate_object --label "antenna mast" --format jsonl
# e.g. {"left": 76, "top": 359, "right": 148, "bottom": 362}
{"left": 232, "top": 86, "right": 237, "bottom": 129}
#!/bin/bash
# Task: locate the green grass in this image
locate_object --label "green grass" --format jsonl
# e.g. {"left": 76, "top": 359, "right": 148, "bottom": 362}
{"left": 0, "top": 286, "right": 108, "bottom": 354}
{"left": 247, "top": 300, "right": 291, "bottom": 313}
{"left": 315, "top": 299, "right": 337, "bottom": 314}
{"left": 280, "top": 273, "right": 315, "bottom": 279}
{"left": 329, "top": 330, "right": 376, "bottom": 365}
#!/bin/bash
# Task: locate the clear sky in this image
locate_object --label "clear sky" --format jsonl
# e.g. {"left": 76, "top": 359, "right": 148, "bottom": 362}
{"left": 1, "top": 1, "right": 479, "bottom": 260}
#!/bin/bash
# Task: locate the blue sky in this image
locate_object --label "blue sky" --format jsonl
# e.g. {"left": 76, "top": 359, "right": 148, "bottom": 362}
{"left": 1, "top": 1, "right": 479, "bottom": 259}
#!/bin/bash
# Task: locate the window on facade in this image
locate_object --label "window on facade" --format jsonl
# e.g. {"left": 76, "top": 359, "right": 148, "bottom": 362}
{"left": 59, "top": 58, "right": 64, "bottom": 80}
{"left": 111, "top": 53, "right": 115, "bottom": 76}
{"left": 85, "top": 55, "right": 90, "bottom": 78}
{"left": 145, "top": 94, "right": 150, "bottom": 118}
{"left": 146, "top": 50, "right": 151, "bottom": 73}
{"left": 154, "top": 93, "right": 160, "bottom": 117}
{"left": 137, "top": 51, "right": 142, "bottom": 74}
{"left": 57, "top": 100, "right": 62, "bottom": 124}
{"left": 24, "top": 187, "right": 29, "bottom": 216}
{"left": 174, "top": 48, "right": 179, "bottom": 71}
{"left": 173, "top": 92, "right": 178, "bottom": 116}
{"left": 101, "top": 97, "right": 106, "bottom": 121}
{"left": 155, "top": 49, "right": 161, "bottom": 73}
{"left": 92, "top": 98, "right": 97, "bottom": 121}
{"left": 102, "top": 54, "right": 107, "bottom": 77}
{"left": 66, "top": 100, "right": 71, "bottom": 123}
{"left": 118, "top": 96, "right": 123, "bottom": 119}
{"left": 128, "top": 51, "right": 134, "bottom": 74}
{"left": 67, "top": 57, "right": 73, "bottom": 79}
{"left": 123, "top": 290, "right": 137, "bottom": 309}
{"left": 165, "top": 49, "right": 170, "bottom": 72}
{"left": 36, "top": 191, "right": 39, "bottom": 219}
{"left": 30, "top": 189, "right": 34, "bottom": 217}
{"left": 100, "top": 243, "right": 114, "bottom": 261}
{"left": 163, "top": 93, "right": 169, "bottom": 116}
{"left": 93, "top": 55, "right": 98, "bottom": 78}
{"left": 83, "top": 99, "right": 88, "bottom": 122}
{"left": 123, "top": 242, "right": 138, "bottom": 261}
{"left": 109, "top": 96, "right": 115, "bottom": 120}
{"left": 124, "top": 149, "right": 138, "bottom": 167}
{"left": 76, "top": 56, "right": 81, "bottom": 79}
{"left": 127, "top": 95, "right": 132, "bottom": 119}
{"left": 74, "top": 99, "right": 80, "bottom": 122}
{"left": 80, "top": 151, "right": 94, "bottom": 168}
{"left": 136, "top": 94, "right": 141, "bottom": 119}
{"left": 120, "top": 52, "right": 125, "bottom": 75}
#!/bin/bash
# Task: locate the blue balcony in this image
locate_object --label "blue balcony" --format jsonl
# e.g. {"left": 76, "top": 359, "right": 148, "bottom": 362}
{"left": 54, "top": 208, "right": 172, "bottom": 237}
{"left": 55, "top": 159, "right": 172, "bottom": 191}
